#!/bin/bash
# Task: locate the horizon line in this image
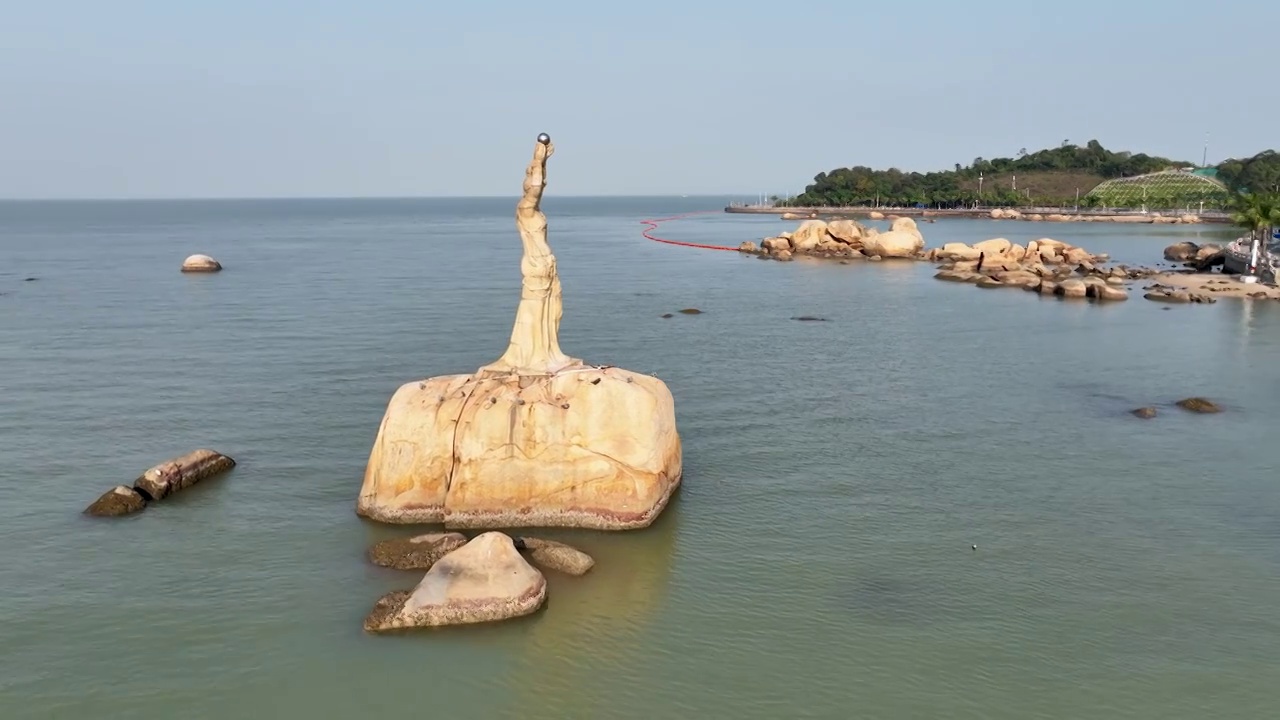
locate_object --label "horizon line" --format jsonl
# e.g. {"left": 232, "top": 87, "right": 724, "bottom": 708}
{"left": 0, "top": 192, "right": 763, "bottom": 203}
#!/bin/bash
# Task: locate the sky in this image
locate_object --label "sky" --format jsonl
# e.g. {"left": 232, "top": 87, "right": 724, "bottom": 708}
{"left": 1, "top": 0, "right": 1276, "bottom": 199}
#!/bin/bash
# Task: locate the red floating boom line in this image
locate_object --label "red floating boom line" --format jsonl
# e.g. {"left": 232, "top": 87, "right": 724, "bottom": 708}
{"left": 639, "top": 211, "right": 740, "bottom": 251}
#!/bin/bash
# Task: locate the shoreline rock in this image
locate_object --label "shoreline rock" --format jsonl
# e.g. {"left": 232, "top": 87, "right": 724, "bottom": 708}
{"left": 741, "top": 216, "right": 1276, "bottom": 309}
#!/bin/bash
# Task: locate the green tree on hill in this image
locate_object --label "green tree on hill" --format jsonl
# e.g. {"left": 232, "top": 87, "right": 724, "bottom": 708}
{"left": 1217, "top": 151, "right": 1280, "bottom": 195}
{"left": 783, "top": 140, "right": 1270, "bottom": 209}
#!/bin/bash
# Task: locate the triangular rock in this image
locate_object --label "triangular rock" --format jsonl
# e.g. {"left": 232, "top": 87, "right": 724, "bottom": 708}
{"left": 364, "top": 532, "right": 546, "bottom": 632}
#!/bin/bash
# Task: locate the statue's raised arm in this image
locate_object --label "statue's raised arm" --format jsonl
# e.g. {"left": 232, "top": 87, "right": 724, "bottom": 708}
{"left": 478, "top": 133, "right": 580, "bottom": 376}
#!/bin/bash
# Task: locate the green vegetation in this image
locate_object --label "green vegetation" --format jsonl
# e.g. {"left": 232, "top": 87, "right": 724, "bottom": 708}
{"left": 1227, "top": 191, "right": 1280, "bottom": 241}
{"left": 1217, "top": 151, "right": 1280, "bottom": 195}
{"left": 783, "top": 140, "right": 1280, "bottom": 211}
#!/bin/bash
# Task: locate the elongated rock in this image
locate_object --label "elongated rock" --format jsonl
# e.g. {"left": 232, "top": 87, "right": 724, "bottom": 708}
{"left": 513, "top": 536, "right": 595, "bottom": 576}
{"left": 133, "top": 449, "right": 235, "bottom": 501}
{"left": 367, "top": 532, "right": 468, "bottom": 570}
{"left": 364, "top": 532, "right": 546, "bottom": 632}
{"left": 84, "top": 485, "right": 148, "bottom": 517}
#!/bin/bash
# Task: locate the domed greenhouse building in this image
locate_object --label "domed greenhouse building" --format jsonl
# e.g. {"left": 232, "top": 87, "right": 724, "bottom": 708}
{"left": 1083, "top": 169, "right": 1230, "bottom": 211}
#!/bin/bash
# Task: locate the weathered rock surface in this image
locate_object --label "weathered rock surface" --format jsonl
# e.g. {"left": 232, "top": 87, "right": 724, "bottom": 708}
{"left": 360, "top": 366, "right": 681, "bottom": 530}
{"left": 363, "top": 532, "right": 546, "bottom": 632}
{"left": 84, "top": 485, "right": 147, "bottom": 517}
{"left": 752, "top": 217, "right": 907, "bottom": 262}
{"left": 1163, "top": 242, "right": 1198, "bottom": 262}
{"left": 513, "top": 536, "right": 595, "bottom": 576}
{"left": 133, "top": 449, "right": 236, "bottom": 501}
{"left": 1176, "top": 397, "right": 1222, "bottom": 414}
{"left": 853, "top": 217, "right": 924, "bottom": 259}
{"left": 181, "top": 254, "right": 222, "bottom": 273}
{"left": 367, "top": 531, "right": 469, "bottom": 570}
{"left": 825, "top": 219, "right": 865, "bottom": 244}
{"left": 931, "top": 237, "right": 1131, "bottom": 303}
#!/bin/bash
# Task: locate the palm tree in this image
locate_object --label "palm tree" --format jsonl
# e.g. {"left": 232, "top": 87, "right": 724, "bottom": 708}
{"left": 1227, "top": 191, "right": 1280, "bottom": 280}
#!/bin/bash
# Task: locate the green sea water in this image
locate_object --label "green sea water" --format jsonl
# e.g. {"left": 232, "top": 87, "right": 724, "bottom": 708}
{"left": 2, "top": 198, "right": 1277, "bottom": 719}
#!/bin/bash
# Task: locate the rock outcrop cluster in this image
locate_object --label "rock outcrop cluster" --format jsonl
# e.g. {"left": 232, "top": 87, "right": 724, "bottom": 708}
{"left": 738, "top": 215, "right": 1277, "bottom": 306}
{"left": 363, "top": 530, "right": 595, "bottom": 632}
{"left": 930, "top": 237, "right": 1132, "bottom": 300}
{"left": 743, "top": 217, "right": 926, "bottom": 262}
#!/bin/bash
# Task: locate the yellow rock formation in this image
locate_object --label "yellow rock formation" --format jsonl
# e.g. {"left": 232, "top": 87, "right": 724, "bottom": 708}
{"left": 357, "top": 135, "right": 682, "bottom": 530}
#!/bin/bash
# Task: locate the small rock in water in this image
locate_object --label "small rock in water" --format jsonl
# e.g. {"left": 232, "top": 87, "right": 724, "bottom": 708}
{"left": 791, "top": 316, "right": 828, "bottom": 322}
{"left": 181, "top": 254, "right": 223, "bottom": 273}
{"left": 677, "top": 308, "right": 703, "bottom": 315}
{"left": 367, "top": 532, "right": 469, "bottom": 570}
{"left": 1175, "top": 397, "right": 1222, "bottom": 414}
{"left": 363, "top": 532, "right": 546, "bottom": 632}
{"left": 1131, "top": 407, "right": 1158, "bottom": 419}
{"left": 660, "top": 313, "right": 674, "bottom": 318}
{"left": 133, "top": 449, "right": 235, "bottom": 501}
{"left": 84, "top": 485, "right": 147, "bottom": 517}
{"left": 24, "top": 277, "right": 38, "bottom": 282}
{"left": 513, "top": 536, "right": 595, "bottom": 576}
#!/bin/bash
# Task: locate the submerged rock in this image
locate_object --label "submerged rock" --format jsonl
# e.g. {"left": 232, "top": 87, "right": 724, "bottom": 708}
{"left": 678, "top": 308, "right": 703, "bottom": 315}
{"left": 363, "top": 532, "right": 546, "bottom": 632}
{"left": 513, "top": 536, "right": 595, "bottom": 576}
{"left": 1176, "top": 397, "right": 1222, "bottom": 414}
{"left": 367, "top": 531, "right": 469, "bottom": 570}
{"left": 1131, "top": 407, "right": 1158, "bottom": 419}
{"left": 84, "top": 485, "right": 147, "bottom": 517}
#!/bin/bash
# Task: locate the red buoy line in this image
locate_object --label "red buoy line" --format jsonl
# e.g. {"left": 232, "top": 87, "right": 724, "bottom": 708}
{"left": 639, "top": 210, "right": 740, "bottom": 252}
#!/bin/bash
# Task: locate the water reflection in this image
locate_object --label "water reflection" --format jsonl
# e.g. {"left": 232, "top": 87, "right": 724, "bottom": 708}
{"left": 502, "top": 499, "right": 681, "bottom": 718}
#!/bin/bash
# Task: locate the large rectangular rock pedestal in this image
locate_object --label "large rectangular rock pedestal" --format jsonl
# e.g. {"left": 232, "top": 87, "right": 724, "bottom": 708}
{"left": 357, "top": 365, "right": 681, "bottom": 531}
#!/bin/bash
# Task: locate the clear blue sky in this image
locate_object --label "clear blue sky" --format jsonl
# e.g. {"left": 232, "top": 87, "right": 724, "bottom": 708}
{"left": 1, "top": 0, "right": 1275, "bottom": 199}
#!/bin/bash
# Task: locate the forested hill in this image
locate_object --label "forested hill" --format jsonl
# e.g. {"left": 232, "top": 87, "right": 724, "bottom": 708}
{"left": 783, "top": 141, "right": 1280, "bottom": 208}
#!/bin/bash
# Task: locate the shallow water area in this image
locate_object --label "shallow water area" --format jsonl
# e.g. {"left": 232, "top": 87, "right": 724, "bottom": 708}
{"left": 2, "top": 198, "right": 1278, "bottom": 719}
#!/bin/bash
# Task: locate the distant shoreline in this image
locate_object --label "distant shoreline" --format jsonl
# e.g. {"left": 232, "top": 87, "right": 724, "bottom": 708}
{"left": 724, "top": 205, "right": 1234, "bottom": 225}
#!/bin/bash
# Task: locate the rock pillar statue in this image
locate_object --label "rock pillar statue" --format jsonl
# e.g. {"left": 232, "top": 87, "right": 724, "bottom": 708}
{"left": 357, "top": 134, "right": 682, "bottom": 530}
{"left": 479, "top": 134, "right": 579, "bottom": 377}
